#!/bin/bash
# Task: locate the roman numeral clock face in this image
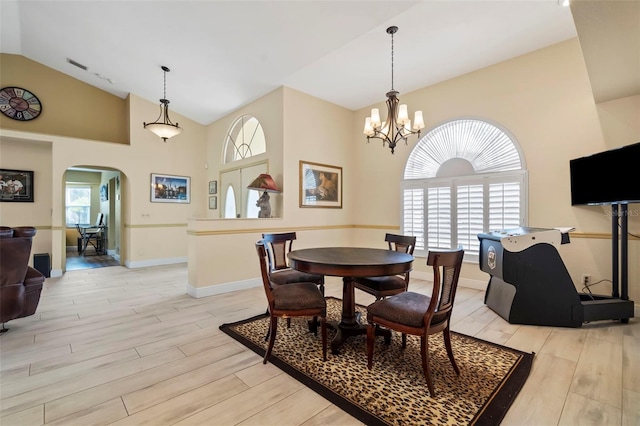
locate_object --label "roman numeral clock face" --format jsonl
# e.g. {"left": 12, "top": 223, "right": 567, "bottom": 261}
{"left": 0, "top": 87, "right": 42, "bottom": 121}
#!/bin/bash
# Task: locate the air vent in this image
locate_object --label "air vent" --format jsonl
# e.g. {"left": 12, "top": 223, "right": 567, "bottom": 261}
{"left": 66, "top": 58, "right": 88, "bottom": 71}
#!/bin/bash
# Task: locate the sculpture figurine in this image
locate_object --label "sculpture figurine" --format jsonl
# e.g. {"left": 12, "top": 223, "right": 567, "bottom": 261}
{"left": 256, "top": 191, "right": 271, "bottom": 218}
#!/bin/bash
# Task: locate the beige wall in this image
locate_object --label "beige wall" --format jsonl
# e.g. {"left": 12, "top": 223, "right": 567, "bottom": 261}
{"left": 349, "top": 39, "right": 639, "bottom": 302}
{"left": 1, "top": 92, "right": 206, "bottom": 275}
{"left": 206, "top": 88, "right": 285, "bottom": 218}
{"left": 0, "top": 54, "right": 129, "bottom": 144}
{"left": 187, "top": 87, "right": 356, "bottom": 295}
{"left": 1, "top": 37, "right": 638, "bottom": 306}
{"left": 0, "top": 137, "right": 52, "bottom": 262}
{"left": 597, "top": 94, "right": 640, "bottom": 148}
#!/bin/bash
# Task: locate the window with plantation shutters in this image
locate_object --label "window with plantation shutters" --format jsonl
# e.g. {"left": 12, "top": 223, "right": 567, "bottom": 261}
{"left": 427, "top": 186, "right": 451, "bottom": 250}
{"left": 401, "top": 119, "right": 527, "bottom": 261}
{"left": 457, "top": 183, "right": 484, "bottom": 257}
{"left": 403, "top": 188, "right": 425, "bottom": 250}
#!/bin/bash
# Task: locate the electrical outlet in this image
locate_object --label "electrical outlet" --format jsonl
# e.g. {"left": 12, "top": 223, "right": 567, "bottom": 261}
{"left": 582, "top": 274, "right": 591, "bottom": 286}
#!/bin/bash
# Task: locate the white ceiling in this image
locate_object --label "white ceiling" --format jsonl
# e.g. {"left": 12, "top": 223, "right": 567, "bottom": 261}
{"left": 0, "top": 1, "right": 577, "bottom": 125}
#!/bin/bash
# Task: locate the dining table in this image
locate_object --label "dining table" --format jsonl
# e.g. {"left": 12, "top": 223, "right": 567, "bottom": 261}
{"left": 288, "top": 247, "right": 413, "bottom": 354}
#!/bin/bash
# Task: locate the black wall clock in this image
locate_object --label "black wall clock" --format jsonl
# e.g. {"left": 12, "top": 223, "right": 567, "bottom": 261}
{"left": 0, "top": 87, "right": 42, "bottom": 121}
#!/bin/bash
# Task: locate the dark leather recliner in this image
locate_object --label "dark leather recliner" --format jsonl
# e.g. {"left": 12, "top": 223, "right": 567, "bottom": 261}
{"left": 0, "top": 226, "right": 45, "bottom": 333}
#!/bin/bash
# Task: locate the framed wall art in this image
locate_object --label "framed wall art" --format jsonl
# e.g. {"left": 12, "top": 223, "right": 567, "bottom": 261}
{"left": 0, "top": 169, "right": 34, "bottom": 202}
{"left": 209, "top": 180, "right": 217, "bottom": 194}
{"left": 151, "top": 173, "right": 190, "bottom": 203}
{"left": 209, "top": 196, "right": 217, "bottom": 210}
{"left": 100, "top": 183, "right": 108, "bottom": 201}
{"left": 299, "top": 161, "right": 342, "bottom": 208}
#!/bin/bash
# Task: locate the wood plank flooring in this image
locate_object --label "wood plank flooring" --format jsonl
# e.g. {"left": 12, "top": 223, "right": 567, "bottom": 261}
{"left": 1, "top": 264, "right": 638, "bottom": 425}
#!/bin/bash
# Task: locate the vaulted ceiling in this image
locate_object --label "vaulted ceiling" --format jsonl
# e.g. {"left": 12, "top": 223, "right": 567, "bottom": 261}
{"left": 3, "top": 1, "right": 633, "bottom": 127}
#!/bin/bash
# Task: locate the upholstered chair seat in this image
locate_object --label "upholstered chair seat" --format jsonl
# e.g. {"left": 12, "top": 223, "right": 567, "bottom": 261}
{"left": 272, "top": 282, "right": 327, "bottom": 311}
{"left": 367, "top": 291, "right": 431, "bottom": 328}
{"left": 354, "top": 233, "right": 416, "bottom": 300}
{"left": 269, "top": 269, "right": 324, "bottom": 287}
{"left": 354, "top": 275, "right": 406, "bottom": 293}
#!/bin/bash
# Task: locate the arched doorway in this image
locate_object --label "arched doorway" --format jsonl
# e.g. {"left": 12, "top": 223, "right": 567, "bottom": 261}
{"left": 63, "top": 166, "right": 124, "bottom": 271}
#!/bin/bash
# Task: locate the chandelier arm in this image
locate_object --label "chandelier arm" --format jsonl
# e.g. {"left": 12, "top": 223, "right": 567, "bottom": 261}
{"left": 145, "top": 103, "right": 165, "bottom": 125}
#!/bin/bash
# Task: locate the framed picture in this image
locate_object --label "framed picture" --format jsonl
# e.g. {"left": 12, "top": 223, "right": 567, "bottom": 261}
{"left": 0, "top": 169, "right": 34, "bottom": 202}
{"left": 151, "top": 173, "right": 190, "bottom": 203}
{"left": 100, "top": 184, "right": 108, "bottom": 201}
{"left": 209, "top": 196, "right": 217, "bottom": 209}
{"left": 299, "top": 161, "right": 342, "bottom": 208}
{"left": 209, "top": 180, "right": 217, "bottom": 194}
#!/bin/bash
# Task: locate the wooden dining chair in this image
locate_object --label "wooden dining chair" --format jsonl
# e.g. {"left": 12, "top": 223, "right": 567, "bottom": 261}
{"left": 366, "top": 246, "right": 464, "bottom": 397}
{"left": 262, "top": 232, "right": 324, "bottom": 294}
{"left": 256, "top": 241, "right": 327, "bottom": 364}
{"left": 354, "top": 233, "right": 416, "bottom": 300}
{"left": 75, "top": 213, "right": 104, "bottom": 255}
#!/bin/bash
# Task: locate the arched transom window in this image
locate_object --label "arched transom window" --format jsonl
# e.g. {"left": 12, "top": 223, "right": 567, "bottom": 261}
{"left": 402, "top": 119, "right": 527, "bottom": 260}
{"left": 223, "top": 115, "right": 266, "bottom": 163}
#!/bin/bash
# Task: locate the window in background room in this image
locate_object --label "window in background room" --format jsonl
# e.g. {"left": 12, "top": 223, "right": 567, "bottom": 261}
{"left": 402, "top": 119, "right": 527, "bottom": 261}
{"left": 223, "top": 115, "right": 266, "bottom": 163}
{"left": 66, "top": 186, "right": 91, "bottom": 225}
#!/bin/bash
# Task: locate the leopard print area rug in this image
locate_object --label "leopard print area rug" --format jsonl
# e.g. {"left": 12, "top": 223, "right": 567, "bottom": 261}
{"left": 220, "top": 297, "right": 533, "bottom": 426}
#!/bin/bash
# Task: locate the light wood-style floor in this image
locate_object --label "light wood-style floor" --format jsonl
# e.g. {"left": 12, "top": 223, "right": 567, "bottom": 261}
{"left": 1, "top": 263, "right": 638, "bottom": 425}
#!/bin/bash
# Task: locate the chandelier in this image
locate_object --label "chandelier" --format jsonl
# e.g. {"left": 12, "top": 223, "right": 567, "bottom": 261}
{"left": 144, "top": 66, "right": 182, "bottom": 142}
{"left": 363, "top": 26, "right": 424, "bottom": 154}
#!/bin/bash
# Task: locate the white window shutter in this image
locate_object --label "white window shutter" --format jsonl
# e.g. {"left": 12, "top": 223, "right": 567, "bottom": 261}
{"left": 489, "top": 182, "right": 521, "bottom": 231}
{"left": 457, "top": 184, "right": 484, "bottom": 256}
{"left": 427, "top": 186, "right": 451, "bottom": 250}
{"left": 403, "top": 188, "right": 425, "bottom": 251}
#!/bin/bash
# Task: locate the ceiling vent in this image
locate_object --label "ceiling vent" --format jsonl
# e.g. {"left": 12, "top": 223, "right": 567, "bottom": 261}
{"left": 66, "top": 58, "right": 88, "bottom": 71}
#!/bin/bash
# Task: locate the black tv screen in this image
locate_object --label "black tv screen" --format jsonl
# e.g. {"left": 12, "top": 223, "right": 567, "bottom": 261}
{"left": 570, "top": 142, "right": 640, "bottom": 205}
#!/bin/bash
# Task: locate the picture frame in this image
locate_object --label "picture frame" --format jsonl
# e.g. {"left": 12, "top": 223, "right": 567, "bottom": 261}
{"left": 151, "top": 173, "right": 191, "bottom": 203}
{"left": 100, "top": 183, "right": 108, "bottom": 201}
{"left": 209, "top": 180, "right": 217, "bottom": 195}
{"left": 299, "top": 161, "right": 342, "bottom": 208}
{"left": 0, "top": 169, "right": 34, "bottom": 202}
{"left": 209, "top": 195, "right": 217, "bottom": 210}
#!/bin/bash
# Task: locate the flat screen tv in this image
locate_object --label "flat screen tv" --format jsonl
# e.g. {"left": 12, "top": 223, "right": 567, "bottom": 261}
{"left": 570, "top": 142, "right": 640, "bottom": 205}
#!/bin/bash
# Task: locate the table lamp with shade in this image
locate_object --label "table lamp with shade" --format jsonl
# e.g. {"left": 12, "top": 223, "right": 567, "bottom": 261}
{"left": 247, "top": 174, "right": 280, "bottom": 218}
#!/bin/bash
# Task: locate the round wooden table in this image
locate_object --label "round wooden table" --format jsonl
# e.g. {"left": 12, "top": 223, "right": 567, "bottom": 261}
{"left": 288, "top": 247, "right": 413, "bottom": 354}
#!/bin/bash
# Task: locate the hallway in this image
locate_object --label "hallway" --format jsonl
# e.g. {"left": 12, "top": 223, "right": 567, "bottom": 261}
{"left": 66, "top": 248, "right": 119, "bottom": 271}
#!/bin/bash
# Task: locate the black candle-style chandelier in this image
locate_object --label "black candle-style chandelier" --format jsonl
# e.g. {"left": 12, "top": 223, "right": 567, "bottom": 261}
{"left": 144, "top": 65, "right": 182, "bottom": 142}
{"left": 363, "top": 26, "right": 425, "bottom": 154}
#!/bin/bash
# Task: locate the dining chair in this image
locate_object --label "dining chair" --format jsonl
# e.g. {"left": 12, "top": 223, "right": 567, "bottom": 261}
{"left": 256, "top": 241, "right": 327, "bottom": 364}
{"left": 76, "top": 213, "right": 105, "bottom": 255}
{"left": 262, "top": 232, "right": 324, "bottom": 294}
{"left": 366, "top": 246, "right": 464, "bottom": 397}
{"left": 354, "top": 233, "right": 416, "bottom": 300}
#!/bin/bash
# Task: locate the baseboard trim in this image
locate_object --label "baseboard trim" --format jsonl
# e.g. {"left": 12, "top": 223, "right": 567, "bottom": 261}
{"left": 187, "top": 278, "right": 262, "bottom": 298}
{"left": 125, "top": 257, "right": 187, "bottom": 269}
{"left": 50, "top": 269, "right": 63, "bottom": 278}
